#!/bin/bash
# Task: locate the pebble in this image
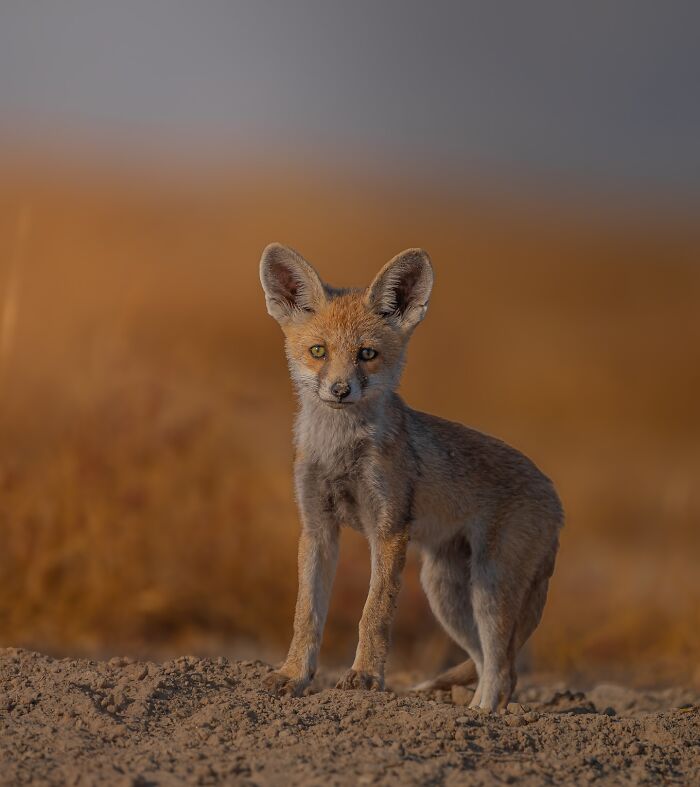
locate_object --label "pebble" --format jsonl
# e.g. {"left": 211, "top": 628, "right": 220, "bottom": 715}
{"left": 451, "top": 685, "right": 474, "bottom": 706}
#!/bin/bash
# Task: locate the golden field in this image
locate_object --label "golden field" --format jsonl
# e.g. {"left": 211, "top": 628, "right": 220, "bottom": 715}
{"left": 1, "top": 162, "right": 698, "bottom": 685}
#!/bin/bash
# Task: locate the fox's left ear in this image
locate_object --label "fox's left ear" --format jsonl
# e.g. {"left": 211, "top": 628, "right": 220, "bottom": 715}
{"left": 366, "top": 249, "right": 433, "bottom": 332}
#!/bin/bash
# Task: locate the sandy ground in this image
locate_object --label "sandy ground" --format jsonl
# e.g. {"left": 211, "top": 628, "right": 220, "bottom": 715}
{"left": 1, "top": 648, "right": 699, "bottom": 786}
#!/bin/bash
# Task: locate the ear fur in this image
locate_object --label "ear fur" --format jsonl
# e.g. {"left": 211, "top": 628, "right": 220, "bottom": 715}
{"left": 366, "top": 248, "right": 433, "bottom": 332}
{"left": 259, "top": 243, "right": 327, "bottom": 325}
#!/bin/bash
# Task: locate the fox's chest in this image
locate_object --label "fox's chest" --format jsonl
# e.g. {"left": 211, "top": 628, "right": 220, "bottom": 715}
{"left": 323, "top": 474, "right": 368, "bottom": 532}
{"left": 299, "top": 444, "right": 380, "bottom": 533}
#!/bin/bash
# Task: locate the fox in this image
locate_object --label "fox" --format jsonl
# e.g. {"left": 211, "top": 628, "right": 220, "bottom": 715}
{"left": 259, "top": 243, "right": 563, "bottom": 711}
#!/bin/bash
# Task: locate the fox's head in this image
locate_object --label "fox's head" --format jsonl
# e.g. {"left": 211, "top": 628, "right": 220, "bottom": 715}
{"left": 260, "top": 244, "right": 433, "bottom": 411}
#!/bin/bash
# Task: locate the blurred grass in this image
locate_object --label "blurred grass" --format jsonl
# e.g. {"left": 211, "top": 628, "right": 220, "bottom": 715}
{"left": 0, "top": 162, "right": 698, "bottom": 684}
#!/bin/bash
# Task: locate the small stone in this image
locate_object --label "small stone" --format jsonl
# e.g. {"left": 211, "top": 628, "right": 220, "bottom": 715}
{"left": 627, "top": 742, "right": 644, "bottom": 756}
{"left": 524, "top": 711, "right": 540, "bottom": 723}
{"left": 451, "top": 685, "right": 474, "bottom": 706}
{"left": 505, "top": 714, "right": 525, "bottom": 727}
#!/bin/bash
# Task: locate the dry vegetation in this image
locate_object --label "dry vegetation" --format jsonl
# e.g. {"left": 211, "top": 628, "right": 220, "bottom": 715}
{"left": 0, "top": 162, "right": 698, "bottom": 685}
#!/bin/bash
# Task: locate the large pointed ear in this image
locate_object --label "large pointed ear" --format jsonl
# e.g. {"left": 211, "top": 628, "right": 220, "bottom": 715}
{"left": 366, "top": 249, "right": 433, "bottom": 332}
{"left": 259, "top": 243, "right": 327, "bottom": 325}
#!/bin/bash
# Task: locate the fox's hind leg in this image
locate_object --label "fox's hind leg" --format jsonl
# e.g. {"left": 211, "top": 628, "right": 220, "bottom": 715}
{"left": 508, "top": 544, "right": 556, "bottom": 695}
{"left": 469, "top": 521, "right": 556, "bottom": 711}
{"left": 413, "top": 657, "right": 478, "bottom": 692}
{"left": 468, "top": 559, "right": 523, "bottom": 711}
{"left": 419, "top": 534, "right": 484, "bottom": 694}
{"left": 471, "top": 553, "right": 554, "bottom": 706}
{"left": 419, "top": 530, "right": 556, "bottom": 709}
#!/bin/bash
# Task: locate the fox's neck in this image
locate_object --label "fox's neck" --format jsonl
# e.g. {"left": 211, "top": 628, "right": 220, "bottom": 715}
{"left": 294, "top": 391, "right": 402, "bottom": 465}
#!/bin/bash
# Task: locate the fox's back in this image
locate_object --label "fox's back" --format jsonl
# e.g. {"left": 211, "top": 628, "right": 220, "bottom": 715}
{"left": 401, "top": 403, "right": 563, "bottom": 548}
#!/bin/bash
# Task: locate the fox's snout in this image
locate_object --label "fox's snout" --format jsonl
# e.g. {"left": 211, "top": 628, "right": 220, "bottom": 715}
{"left": 318, "top": 373, "right": 361, "bottom": 407}
{"left": 330, "top": 380, "right": 351, "bottom": 401}
{"left": 313, "top": 349, "right": 363, "bottom": 406}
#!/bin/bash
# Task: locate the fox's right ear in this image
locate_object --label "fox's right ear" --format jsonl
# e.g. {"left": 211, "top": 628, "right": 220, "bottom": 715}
{"left": 259, "top": 243, "right": 326, "bottom": 326}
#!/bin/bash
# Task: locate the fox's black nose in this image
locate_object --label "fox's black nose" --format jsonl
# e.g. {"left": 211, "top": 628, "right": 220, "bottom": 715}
{"left": 330, "top": 381, "right": 351, "bottom": 400}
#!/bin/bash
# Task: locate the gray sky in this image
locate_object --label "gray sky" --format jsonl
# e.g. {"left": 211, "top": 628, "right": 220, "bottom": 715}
{"left": 1, "top": 1, "right": 699, "bottom": 195}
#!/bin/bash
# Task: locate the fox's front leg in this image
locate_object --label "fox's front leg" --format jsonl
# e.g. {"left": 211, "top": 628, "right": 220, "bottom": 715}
{"left": 264, "top": 523, "right": 339, "bottom": 697}
{"left": 337, "top": 530, "right": 408, "bottom": 691}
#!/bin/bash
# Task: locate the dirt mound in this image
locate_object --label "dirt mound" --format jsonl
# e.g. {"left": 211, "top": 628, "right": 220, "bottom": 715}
{"left": 2, "top": 648, "right": 699, "bottom": 785}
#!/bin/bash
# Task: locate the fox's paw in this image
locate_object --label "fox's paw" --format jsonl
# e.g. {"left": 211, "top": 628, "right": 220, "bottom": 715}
{"left": 336, "top": 669, "right": 384, "bottom": 692}
{"left": 263, "top": 670, "right": 308, "bottom": 697}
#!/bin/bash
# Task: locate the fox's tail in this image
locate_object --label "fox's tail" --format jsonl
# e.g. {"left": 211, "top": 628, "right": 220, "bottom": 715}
{"left": 413, "top": 658, "right": 478, "bottom": 692}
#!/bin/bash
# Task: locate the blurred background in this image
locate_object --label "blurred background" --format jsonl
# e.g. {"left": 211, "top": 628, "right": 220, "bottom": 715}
{"left": 0, "top": 1, "right": 698, "bottom": 686}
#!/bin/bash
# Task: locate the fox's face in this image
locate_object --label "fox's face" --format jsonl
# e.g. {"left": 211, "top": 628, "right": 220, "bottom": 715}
{"left": 260, "top": 244, "right": 433, "bottom": 410}
{"left": 282, "top": 295, "right": 404, "bottom": 408}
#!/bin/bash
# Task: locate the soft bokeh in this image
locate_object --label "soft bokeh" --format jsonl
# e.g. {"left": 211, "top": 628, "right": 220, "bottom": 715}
{"left": 0, "top": 3, "right": 698, "bottom": 685}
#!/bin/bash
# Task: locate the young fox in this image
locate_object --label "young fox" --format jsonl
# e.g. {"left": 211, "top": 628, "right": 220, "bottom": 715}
{"left": 259, "top": 243, "right": 563, "bottom": 711}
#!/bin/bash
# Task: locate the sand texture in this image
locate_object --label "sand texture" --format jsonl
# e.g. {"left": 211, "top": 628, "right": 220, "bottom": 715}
{"left": 1, "top": 648, "right": 699, "bottom": 785}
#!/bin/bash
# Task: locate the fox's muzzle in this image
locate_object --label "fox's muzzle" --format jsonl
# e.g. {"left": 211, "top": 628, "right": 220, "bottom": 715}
{"left": 330, "top": 381, "right": 351, "bottom": 400}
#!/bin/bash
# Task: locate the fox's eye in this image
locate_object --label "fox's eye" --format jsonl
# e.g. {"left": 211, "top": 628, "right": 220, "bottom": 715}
{"left": 359, "top": 347, "right": 378, "bottom": 361}
{"left": 309, "top": 344, "right": 326, "bottom": 359}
